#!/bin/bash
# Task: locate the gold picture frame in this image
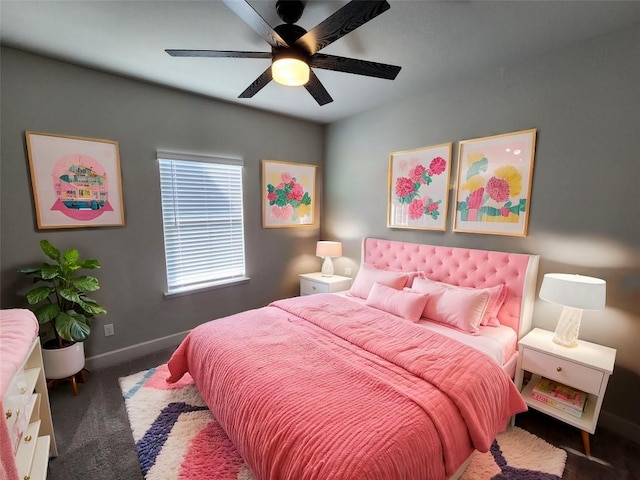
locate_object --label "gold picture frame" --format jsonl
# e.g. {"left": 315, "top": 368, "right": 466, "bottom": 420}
{"left": 387, "top": 142, "right": 453, "bottom": 231}
{"left": 25, "top": 131, "right": 125, "bottom": 229}
{"left": 453, "top": 129, "right": 537, "bottom": 236}
{"left": 262, "top": 159, "right": 317, "bottom": 228}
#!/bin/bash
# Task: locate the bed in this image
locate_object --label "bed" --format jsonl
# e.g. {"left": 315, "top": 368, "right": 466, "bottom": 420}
{"left": 167, "top": 237, "right": 539, "bottom": 480}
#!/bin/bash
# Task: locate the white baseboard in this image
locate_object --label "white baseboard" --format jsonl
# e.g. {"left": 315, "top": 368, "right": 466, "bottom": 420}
{"left": 599, "top": 410, "right": 640, "bottom": 445}
{"left": 85, "top": 330, "right": 190, "bottom": 371}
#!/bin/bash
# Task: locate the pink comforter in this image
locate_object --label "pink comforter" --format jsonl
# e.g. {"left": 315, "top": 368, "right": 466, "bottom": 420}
{"left": 168, "top": 294, "right": 526, "bottom": 480}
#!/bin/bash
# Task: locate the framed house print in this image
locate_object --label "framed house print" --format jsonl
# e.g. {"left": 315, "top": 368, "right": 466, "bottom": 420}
{"left": 453, "top": 128, "right": 537, "bottom": 237}
{"left": 388, "top": 143, "right": 452, "bottom": 230}
{"left": 25, "top": 131, "right": 125, "bottom": 229}
{"left": 262, "top": 159, "right": 316, "bottom": 228}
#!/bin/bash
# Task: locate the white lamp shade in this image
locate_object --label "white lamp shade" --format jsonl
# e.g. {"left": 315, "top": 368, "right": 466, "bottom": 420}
{"left": 272, "top": 58, "right": 310, "bottom": 86}
{"left": 316, "top": 241, "right": 342, "bottom": 258}
{"left": 539, "top": 273, "right": 606, "bottom": 310}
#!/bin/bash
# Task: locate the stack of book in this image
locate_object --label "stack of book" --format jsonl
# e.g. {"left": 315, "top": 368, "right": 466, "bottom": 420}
{"left": 531, "top": 378, "right": 588, "bottom": 418}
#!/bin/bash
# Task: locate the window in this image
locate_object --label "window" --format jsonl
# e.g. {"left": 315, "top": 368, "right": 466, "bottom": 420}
{"left": 158, "top": 152, "right": 247, "bottom": 295}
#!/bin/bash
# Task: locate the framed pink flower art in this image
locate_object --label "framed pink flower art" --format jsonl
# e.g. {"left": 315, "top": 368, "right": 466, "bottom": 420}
{"left": 387, "top": 143, "right": 453, "bottom": 231}
{"left": 262, "top": 159, "right": 317, "bottom": 228}
{"left": 453, "top": 129, "right": 537, "bottom": 237}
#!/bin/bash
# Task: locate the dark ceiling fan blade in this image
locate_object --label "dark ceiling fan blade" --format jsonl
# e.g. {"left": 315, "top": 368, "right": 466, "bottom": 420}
{"left": 304, "top": 71, "right": 333, "bottom": 106}
{"left": 166, "top": 49, "right": 272, "bottom": 59}
{"left": 222, "top": 0, "right": 289, "bottom": 48}
{"left": 309, "top": 53, "right": 400, "bottom": 80}
{"left": 238, "top": 67, "right": 273, "bottom": 98}
{"left": 295, "top": 0, "right": 390, "bottom": 55}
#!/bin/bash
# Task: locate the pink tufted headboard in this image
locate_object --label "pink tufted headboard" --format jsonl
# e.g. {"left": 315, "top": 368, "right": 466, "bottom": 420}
{"left": 362, "top": 238, "right": 539, "bottom": 338}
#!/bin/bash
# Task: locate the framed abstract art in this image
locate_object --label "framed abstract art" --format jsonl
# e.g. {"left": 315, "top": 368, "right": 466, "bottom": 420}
{"left": 262, "top": 159, "right": 316, "bottom": 228}
{"left": 25, "top": 131, "right": 125, "bottom": 229}
{"left": 453, "top": 129, "right": 537, "bottom": 237}
{"left": 387, "top": 143, "right": 452, "bottom": 231}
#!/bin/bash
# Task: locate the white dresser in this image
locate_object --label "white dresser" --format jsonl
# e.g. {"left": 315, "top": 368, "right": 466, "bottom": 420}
{"left": 3, "top": 337, "right": 57, "bottom": 480}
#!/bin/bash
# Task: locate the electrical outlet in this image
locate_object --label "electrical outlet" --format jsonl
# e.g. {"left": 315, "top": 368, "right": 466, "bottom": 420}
{"left": 345, "top": 267, "right": 352, "bottom": 277}
{"left": 104, "top": 323, "right": 114, "bottom": 336}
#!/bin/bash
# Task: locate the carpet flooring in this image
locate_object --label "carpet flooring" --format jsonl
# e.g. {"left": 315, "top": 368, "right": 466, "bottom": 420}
{"left": 46, "top": 347, "right": 640, "bottom": 480}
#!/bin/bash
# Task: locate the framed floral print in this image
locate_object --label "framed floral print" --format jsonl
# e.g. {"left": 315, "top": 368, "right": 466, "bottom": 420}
{"left": 453, "top": 128, "right": 537, "bottom": 237}
{"left": 387, "top": 143, "right": 452, "bottom": 230}
{"left": 262, "top": 159, "right": 316, "bottom": 228}
{"left": 25, "top": 131, "right": 125, "bottom": 229}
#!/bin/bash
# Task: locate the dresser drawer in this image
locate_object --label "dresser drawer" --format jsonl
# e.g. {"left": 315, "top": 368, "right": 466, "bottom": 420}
{"left": 522, "top": 348, "right": 604, "bottom": 394}
{"left": 300, "top": 278, "right": 330, "bottom": 295}
{"left": 4, "top": 369, "right": 30, "bottom": 454}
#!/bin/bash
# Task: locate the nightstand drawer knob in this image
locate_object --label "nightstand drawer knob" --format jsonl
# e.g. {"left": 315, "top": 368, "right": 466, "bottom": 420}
{"left": 24, "top": 435, "right": 32, "bottom": 442}
{"left": 312, "top": 286, "right": 316, "bottom": 291}
{"left": 5, "top": 410, "right": 11, "bottom": 419}
{"left": 556, "top": 366, "right": 562, "bottom": 372}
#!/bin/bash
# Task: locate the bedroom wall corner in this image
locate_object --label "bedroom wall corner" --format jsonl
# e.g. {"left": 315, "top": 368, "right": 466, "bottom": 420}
{"left": 322, "top": 24, "right": 640, "bottom": 439}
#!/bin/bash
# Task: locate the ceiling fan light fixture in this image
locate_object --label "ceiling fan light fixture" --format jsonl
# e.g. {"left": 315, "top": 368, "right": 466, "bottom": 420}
{"left": 168, "top": 0, "right": 400, "bottom": 105}
{"left": 272, "top": 57, "right": 310, "bottom": 86}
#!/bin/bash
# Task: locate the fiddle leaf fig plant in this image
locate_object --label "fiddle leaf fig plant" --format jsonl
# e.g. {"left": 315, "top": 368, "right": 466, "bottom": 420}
{"left": 20, "top": 239, "right": 107, "bottom": 346}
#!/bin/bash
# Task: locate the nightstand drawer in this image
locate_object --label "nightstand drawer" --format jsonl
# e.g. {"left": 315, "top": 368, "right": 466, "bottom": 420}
{"left": 300, "top": 278, "right": 330, "bottom": 295}
{"left": 522, "top": 348, "right": 604, "bottom": 394}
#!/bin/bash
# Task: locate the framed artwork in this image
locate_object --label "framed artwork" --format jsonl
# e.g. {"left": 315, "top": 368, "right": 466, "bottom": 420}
{"left": 25, "top": 132, "right": 125, "bottom": 229}
{"left": 387, "top": 142, "right": 453, "bottom": 230}
{"left": 262, "top": 159, "right": 316, "bottom": 228}
{"left": 453, "top": 128, "right": 537, "bottom": 237}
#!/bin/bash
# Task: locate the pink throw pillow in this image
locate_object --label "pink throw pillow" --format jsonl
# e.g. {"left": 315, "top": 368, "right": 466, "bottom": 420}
{"left": 409, "top": 279, "right": 491, "bottom": 334}
{"left": 412, "top": 277, "right": 506, "bottom": 327}
{"left": 370, "top": 264, "right": 420, "bottom": 287}
{"left": 481, "top": 284, "right": 507, "bottom": 327}
{"left": 366, "top": 282, "right": 429, "bottom": 322}
{"left": 347, "top": 264, "right": 411, "bottom": 299}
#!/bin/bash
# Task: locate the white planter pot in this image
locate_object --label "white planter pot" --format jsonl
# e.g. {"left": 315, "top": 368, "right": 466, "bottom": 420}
{"left": 42, "top": 342, "right": 85, "bottom": 380}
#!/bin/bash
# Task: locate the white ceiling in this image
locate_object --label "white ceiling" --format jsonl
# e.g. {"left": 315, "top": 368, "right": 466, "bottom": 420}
{"left": 2, "top": 1, "right": 640, "bottom": 124}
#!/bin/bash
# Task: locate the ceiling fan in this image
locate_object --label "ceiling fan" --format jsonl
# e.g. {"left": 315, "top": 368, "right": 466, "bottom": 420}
{"left": 166, "top": 0, "right": 401, "bottom": 106}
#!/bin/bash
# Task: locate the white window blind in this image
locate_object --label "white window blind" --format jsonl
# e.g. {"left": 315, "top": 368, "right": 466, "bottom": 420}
{"left": 158, "top": 152, "right": 246, "bottom": 294}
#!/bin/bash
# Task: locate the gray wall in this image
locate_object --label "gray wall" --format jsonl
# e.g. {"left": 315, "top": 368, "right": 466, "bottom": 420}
{"left": 1, "top": 48, "right": 323, "bottom": 359}
{"left": 2, "top": 23, "right": 639, "bottom": 439}
{"left": 324, "top": 25, "right": 640, "bottom": 436}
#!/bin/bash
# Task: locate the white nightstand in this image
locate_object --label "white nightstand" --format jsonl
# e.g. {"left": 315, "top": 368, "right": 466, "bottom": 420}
{"left": 299, "top": 272, "right": 352, "bottom": 296}
{"left": 514, "top": 328, "right": 616, "bottom": 456}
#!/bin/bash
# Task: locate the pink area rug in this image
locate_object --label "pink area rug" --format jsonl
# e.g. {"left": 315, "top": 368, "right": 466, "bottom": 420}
{"left": 120, "top": 364, "right": 566, "bottom": 480}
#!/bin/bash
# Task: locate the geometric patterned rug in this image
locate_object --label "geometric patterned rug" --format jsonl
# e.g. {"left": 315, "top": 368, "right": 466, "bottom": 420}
{"left": 460, "top": 426, "right": 566, "bottom": 480}
{"left": 119, "top": 364, "right": 567, "bottom": 480}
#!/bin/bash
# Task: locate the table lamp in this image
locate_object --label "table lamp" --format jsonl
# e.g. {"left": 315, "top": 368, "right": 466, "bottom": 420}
{"left": 316, "top": 241, "right": 342, "bottom": 277}
{"left": 539, "top": 273, "right": 606, "bottom": 347}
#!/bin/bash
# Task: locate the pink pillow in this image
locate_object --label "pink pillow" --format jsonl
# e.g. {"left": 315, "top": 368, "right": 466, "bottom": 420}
{"left": 370, "top": 264, "right": 420, "bottom": 287}
{"left": 481, "top": 284, "right": 507, "bottom": 326}
{"left": 409, "top": 279, "right": 491, "bottom": 335}
{"left": 366, "top": 282, "right": 429, "bottom": 322}
{"left": 413, "top": 277, "right": 506, "bottom": 327}
{"left": 347, "top": 264, "right": 411, "bottom": 299}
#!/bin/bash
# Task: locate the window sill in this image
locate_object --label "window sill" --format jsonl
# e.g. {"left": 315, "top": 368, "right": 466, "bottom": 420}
{"left": 164, "top": 276, "right": 250, "bottom": 298}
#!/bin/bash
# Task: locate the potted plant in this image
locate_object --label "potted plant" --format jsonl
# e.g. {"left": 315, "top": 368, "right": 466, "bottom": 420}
{"left": 19, "top": 239, "right": 107, "bottom": 381}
